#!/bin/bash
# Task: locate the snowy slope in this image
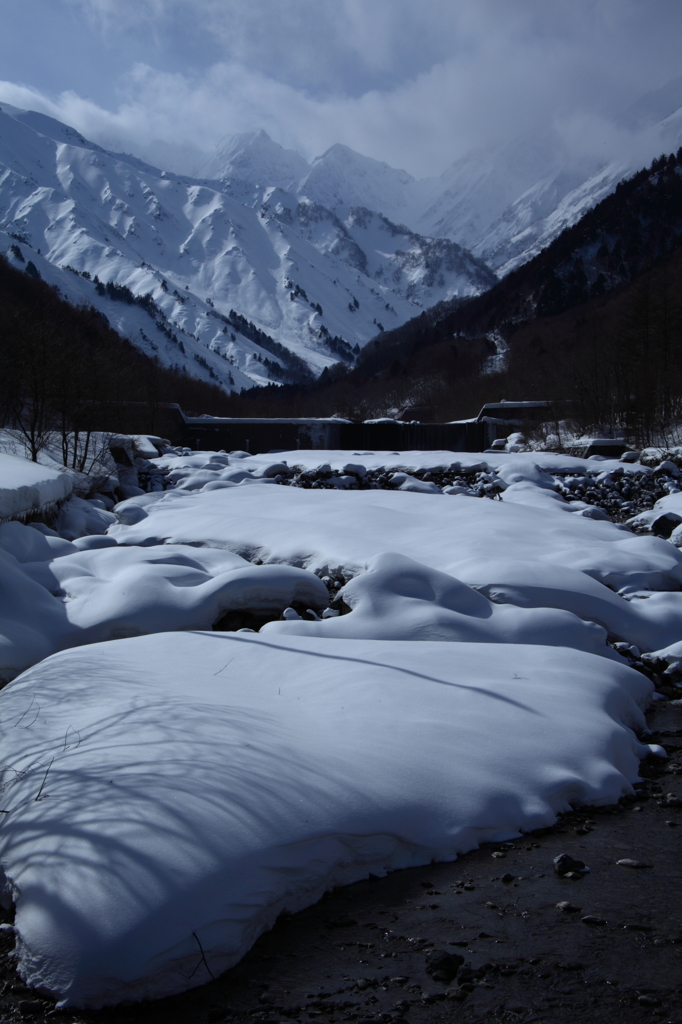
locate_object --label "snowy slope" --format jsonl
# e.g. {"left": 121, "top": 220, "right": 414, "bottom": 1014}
{"left": 299, "top": 143, "right": 416, "bottom": 223}
{"left": 0, "top": 107, "right": 492, "bottom": 392}
{"left": 259, "top": 190, "right": 495, "bottom": 309}
{"left": 198, "top": 129, "right": 309, "bottom": 191}
{"left": 471, "top": 104, "right": 682, "bottom": 274}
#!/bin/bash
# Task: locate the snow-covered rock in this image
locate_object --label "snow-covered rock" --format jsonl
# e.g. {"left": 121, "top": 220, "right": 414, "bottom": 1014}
{"left": 0, "top": 453, "right": 72, "bottom": 522}
{"left": 0, "top": 517, "right": 328, "bottom": 682}
{"left": 262, "top": 551, "right": 613, "bottom": 657}
{"left": 0, "top": 630, "right": 657, "bottom": 1006}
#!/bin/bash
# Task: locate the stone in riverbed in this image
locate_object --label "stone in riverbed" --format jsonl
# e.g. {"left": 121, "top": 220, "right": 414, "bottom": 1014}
{"left": 554, "top": 853, "right": 588, "bottom": 876}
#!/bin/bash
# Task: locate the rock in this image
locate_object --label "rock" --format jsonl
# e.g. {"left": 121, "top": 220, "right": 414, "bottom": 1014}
{"left": 457, "top": 967, "right": 484, "bottom": 984}
{"left": 554, "top": 853, "right": 588, "bottom": 876}
{"left": 18, "top": 1001, "right": 44, "bottom": 1016}
{"left": 581, "top": 915, "right": 606, "bottom": 926}
{"left": 665, "top": 793, "right": 682, "bottom": 808}
{"left": 501, "top": 873, "right": 515, "bottom": 884}
{"left": 616, "top": 858, "right": 653, "bottom": 869}
{"left": 556, "top": 901, "right": 582, "bottom": 913}
{"left": 421, "top": 989, "right": 446, "bottom": 1002}
{"left": 425, "top": 950, "right": 464, "bottom": 980}
{"left": 638, "top": 994, "right": 661, "bottom": 1006}
{"left": 652, "top": 512, "right": 682, "bottom": 538}
{"left": 491, "top": 851, "right": 506, "bottom": 859}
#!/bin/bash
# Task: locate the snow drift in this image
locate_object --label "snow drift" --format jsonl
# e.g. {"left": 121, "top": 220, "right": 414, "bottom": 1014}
{"left": 0, "top": 632, "right": 657, "bottom": 1006}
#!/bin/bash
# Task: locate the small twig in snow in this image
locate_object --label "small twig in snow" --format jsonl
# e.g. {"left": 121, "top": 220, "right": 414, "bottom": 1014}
{"left": 35, "top": 758, "right": 54, "bottom": 801}
{"left": 190, "top": 931, "right": 215, "bottom": 980}
{"left": 63, "top": 725, "right": 81, "bottom": 751}
{"left": 13, "top": 696, "right": 36, "bottom": 728}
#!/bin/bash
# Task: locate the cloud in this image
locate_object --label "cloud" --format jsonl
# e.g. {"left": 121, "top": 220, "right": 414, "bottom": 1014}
{"left": 2, "top": 0, "right": 682, "bottom": 177}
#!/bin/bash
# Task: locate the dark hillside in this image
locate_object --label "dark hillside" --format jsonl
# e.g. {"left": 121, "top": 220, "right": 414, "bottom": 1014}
{"left": 359, "top": 147, "right": 682, "bottom": 372}
{"left": 0, "top": 253, "right": 236, "bottom": 450}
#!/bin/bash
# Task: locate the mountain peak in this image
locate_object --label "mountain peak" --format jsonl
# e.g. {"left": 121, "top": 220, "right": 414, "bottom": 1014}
{"left": 199, "top": 130, "right": 309, "bottom": 190}
{"left": 299, "top": 144, "right": 414, "bottom": 222}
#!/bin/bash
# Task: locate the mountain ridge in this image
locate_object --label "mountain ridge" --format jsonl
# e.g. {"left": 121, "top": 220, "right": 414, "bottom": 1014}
{"left": 0, "top": 103, "right": 492, "bottom": 394}
{"left": 206, "top": 78, "right": 682, "bottom": 275}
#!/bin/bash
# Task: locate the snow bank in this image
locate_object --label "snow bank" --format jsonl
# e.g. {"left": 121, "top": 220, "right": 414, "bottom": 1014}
{"left": 0, "top": 453, "right": 73, "bottom": 522}
{"left": 110, "top": 483, "right": 682, "bottom": 594}
{"left": 1, "top": 445, "right": 679, "bottom": 1007}
{"left": 0, "top": 520, "right": 327, "bottom": 682}
{"left": 0, "top": 631, "right": 657, "bottom": 1007}
{"left": 262, "top": 551, "right": 614, "bottom": 658}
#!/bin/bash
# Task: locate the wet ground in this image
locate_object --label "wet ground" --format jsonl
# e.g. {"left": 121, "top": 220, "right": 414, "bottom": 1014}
{"left": 1, "top": 697, "right": 681, "bottom": 1024}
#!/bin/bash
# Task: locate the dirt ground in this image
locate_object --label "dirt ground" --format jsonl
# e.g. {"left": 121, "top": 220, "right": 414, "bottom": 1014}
{"left": 0, "top": 696, "right": 680, "bottom": 1024}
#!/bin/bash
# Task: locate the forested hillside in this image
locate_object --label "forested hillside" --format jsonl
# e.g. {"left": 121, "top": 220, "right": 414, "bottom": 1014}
{"left": 0, "top": 253, "right": 234, "bottom": 455}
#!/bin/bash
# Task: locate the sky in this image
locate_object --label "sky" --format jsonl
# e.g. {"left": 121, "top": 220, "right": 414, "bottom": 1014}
{"left": 0, "top": 0, "right": 681, "bottom": 178}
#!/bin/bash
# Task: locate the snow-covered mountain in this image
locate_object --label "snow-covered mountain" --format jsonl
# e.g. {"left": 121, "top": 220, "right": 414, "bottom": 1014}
{"left": 468, "top": 99, "right": 682, "bottom": 275}
{"left": 198, "top": 129, "right": 309, "bottom": 192}
{"left": 0, "top": 104, "right": 493, "bottom": 394}
{"left": 298, "top": 144, "right": 417, "bottom": 225}
{"left": 209, "top": 78, "right": 682, "bottom": 278}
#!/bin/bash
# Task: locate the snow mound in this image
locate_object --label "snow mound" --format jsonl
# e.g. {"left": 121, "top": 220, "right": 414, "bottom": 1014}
{"left": 109, "top": 480, "right": 682, "bottom": 593}
{"left": 262, "top": 551, "right": 612, "bottom": 657}
{"left": 0, "top": 521, "right": 327, "bottom": 682}
{"left": 0, "top": 453, "right": 73, "bottom": 522}
{"left": 0, "top": 631, "right": 655, "bottom": 1006}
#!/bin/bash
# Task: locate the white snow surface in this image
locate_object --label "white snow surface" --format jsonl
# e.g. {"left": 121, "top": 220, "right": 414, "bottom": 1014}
{"left": 0, "top": 453, "right": 73, "bottom": 522}
{"left": 111, "top": 459, "right": 681, "bottom": 595}
{"left": 0, "top": 632, "right": 657, "bottom": 1006}
{"left": 1, "top": 446, "right": 680, "bottom": 1006}
{"left": 0, "top": 516, "right": 327, "bottom": 683}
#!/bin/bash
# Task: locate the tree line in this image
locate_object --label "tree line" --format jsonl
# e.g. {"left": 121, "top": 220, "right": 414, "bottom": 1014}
{"left": 0, "top": 253, "right": 235, "bottom": 460}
